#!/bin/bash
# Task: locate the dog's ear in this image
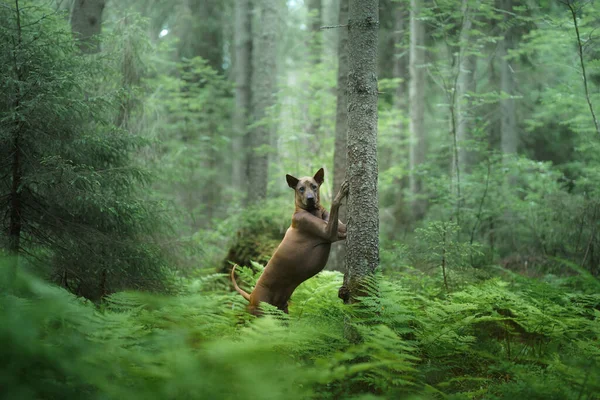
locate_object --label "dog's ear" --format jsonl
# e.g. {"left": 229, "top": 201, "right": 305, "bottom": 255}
{"left": 286, "top": 174, "right": 299, "bottom": 189}
{"left": 313, "top": 168, "right": 324, "bottom": 185}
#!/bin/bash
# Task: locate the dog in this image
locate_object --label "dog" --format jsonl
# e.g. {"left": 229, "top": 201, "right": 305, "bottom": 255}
{"left": 231, "top": 168, "right": 348, "bottom": 315}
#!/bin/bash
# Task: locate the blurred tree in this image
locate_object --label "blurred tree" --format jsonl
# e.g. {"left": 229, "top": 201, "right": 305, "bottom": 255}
{"left": 174, "top": 0, "right": 225, "bottom": 72}
{"left": 340, "top": 0, "right": 380, "bottom": 304}
{"left": 329, "top": 0, "right": 349, "bottom": 272}
{"left": 408, "top": 0, "right": 426, "bottom": 219}
{"left": 499, "top": 0, "right": 517, "bottom": 160}
{"left": 307, "top": 0, "right": 324, "bottom": 157}
{"left": 232, "top": 0, "right": 253, "bottom": 193}
{"left": 70, "top": 0, "right": 106, "bottom": 53}
{"left": 1, "top": 1, "right": 171, "bottom": 299}
{"left": 454, "top": 0, "right": 478, "bottom": 174}
{"left": 247, "top": 0, "right": 279, "bottom": 204}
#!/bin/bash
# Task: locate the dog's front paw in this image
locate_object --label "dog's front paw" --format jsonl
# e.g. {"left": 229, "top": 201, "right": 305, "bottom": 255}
{"left": 333, "top": 181, "right": 349, "bottom": 205}
{"left": 341, "top": 180, "right": 349, "bottom": 197}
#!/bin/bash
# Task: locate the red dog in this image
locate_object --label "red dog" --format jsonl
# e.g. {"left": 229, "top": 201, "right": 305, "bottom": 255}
{"left": 232, "top": 168, "right": 348, "bottom": 315}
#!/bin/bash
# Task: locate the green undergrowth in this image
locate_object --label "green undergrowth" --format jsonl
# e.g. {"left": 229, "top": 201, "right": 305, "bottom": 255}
{"left": 1, "top": 261, "right": 599, "bottom": 400}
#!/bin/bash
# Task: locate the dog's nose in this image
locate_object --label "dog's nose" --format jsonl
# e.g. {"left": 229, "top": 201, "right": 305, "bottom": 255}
{"left": 306, "top": 193, "right": 314, "bottom": 201}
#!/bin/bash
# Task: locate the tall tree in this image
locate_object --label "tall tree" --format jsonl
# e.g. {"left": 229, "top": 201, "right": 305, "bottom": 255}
{"left": 308, "top": 0, "right": 323, "bottom": 61}
{"left": 232, "top": 0, "right": 253, "bottom": 193}
{"left": 499, "top": 0, "right": 517, "bottom": 159}
{"left": 454, "top": 0, "right": 478, "bottom": 173}
{"left": 1, "top": 1, "right": 171, "bottom": 298}
{"left": 408, "top": 0, "right": 426, "bottom": 218}
{"left": 306, "top": 0, "right": 324, "bottom": 160}
{"left": 329, "top": 0, "right": 349, "bottom": 272}
{"left": 247, "top": 0, "right": 279, "bottom": 204}
{"left": 70, "top": 0, "right": 106, "bottom": 54}
{"left": 339, "top": 0, "right": 379, "bottom": 304}
{"left": 389, "top": 3, "right": 409, "bottom": 228}
{"left": 175, "top": 0, "right": 225, "bottom": 72}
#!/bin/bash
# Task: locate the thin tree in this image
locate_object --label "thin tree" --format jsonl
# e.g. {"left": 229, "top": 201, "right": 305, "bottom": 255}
{"left": 451, "top": 0, "right": 478, "bottom": 227}
{"left": 339, "top": 0, "right": 379, "bottom": 304}
{"left": 233, "top": 0, "right": 253, "bottom": 193}
{"left": 499, "top": 0, "right": 517, "bottom": 159}
{"left": 561, "top": 0, "right": 600, "bottom": 137}
{"left": 307, "top": 0, "right": 324, "bottom": 161}
{"left": 6, "top": 0, "right": 25, "bottom": 282}
{"left": 329, "top": 0, "right": 349, "bottom": 272}
{"left": 390, "top": 2, "right": 409, "bottom": 229}
{"left": 454, "top": 0, "right": 478, "bottom": 174}
{"left": 247, "top": 0, "right": 279, "bottom": 204}
{"left": 408, "top": 0, "right": 426, "bottom": 219}
{"left": 70, "top": 0, "right": 106, "bottom": 54}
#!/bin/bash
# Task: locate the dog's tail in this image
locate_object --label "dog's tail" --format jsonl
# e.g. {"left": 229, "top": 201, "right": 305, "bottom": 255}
{"left": 230, "top": 264, "right": 251, "bottom": 302}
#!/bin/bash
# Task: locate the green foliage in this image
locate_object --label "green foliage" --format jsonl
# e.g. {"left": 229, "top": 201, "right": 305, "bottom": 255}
{"left": 144, "top": 56, "right": 234, "bottom": 230}
{"left": 2, "top": 259, "right": 599, "bottom": 400}
{"left": 0, "top": 1, "right": 174, "bottom": 299}
{"left": 215, "top": 197, "right": 292, "bottom": 272}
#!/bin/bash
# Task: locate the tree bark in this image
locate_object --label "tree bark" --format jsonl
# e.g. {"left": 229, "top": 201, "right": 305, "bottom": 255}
{"left": 454, "top": 0, "right": 477, "bottom": 174}
{"left": 339, "top": 0, "right": 379, "bottom": 304}
{"left": 328, "top": 0, "right": 349, "bottom": 272}
{"left": 308, "top": 0, "right": 323, "bottom": 62}
{"left": 175, "top": 0, "right": 224, "bottom": 72}
{"left": 408, "top": 0, "right": 426, "bottom": 219}
{"left": 389, "top": 4, "right": 409, "bottom": 229}
{"left": 232, "top": 0, "right": 253, "bottom": 193}
{"left": 116, "top": 16, "right": 141, "bottom": 130}
{"left": 70, "top": 0, "right": 106, "bottom": 54}
{"left": 247, "top": 0, "right": 279, "bottom": 205}
{"left": 499, "top": 0, "right": 517, "bottom": 159}
{"left": 307, "top": 0, "right": 323, "bottom": 159}
{"left": 7, "top": 0, "right": 25, "bottom": 282}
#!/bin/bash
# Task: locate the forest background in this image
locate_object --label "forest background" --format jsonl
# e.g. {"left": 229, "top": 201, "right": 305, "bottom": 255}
{"left": 1, "top": 0, "right": 600, "bottom": 399}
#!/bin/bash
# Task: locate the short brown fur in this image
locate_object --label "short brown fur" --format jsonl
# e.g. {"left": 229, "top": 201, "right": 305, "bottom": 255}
{"left": 231, "top": 168, "right": 348, "bottom": 315}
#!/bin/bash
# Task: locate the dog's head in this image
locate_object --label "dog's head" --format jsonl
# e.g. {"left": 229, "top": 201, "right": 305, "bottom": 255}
{"left": 286, "top": 168, "right": 324, "bottom": 210}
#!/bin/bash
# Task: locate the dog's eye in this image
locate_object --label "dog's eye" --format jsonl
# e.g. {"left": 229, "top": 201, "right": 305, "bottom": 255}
{"left": 299, "top": 187, "right": 305, "bottom": 193}
{"left": 311, "top": 185, "right": 317, "bottom": 190}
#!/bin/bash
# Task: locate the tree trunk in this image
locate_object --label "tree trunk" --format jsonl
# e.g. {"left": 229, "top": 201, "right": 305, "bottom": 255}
{"left": 328, "top": 0, "right": 349, "bottom": 272}
{"left": 7, "top": 0, "right": 25, "bottom": 282}
{"left": 175, "top": 0, "right": 224, "bottom": 72}
{"left": 116, "top": 17, "right": 141, "bottom": 130}
{"left": 390, "top": 4, "right": 409, "bottom": 230}
{"left": 408, "top": 0, "right": 426, "bottom": 219}
{"left": 232, "top": 0, "right": 253, "bottom": 193}
{"left": 499, "top": 0, "right": 517, "bottom": 159}
{"left": 308, "top": 0, "right": 323, "bottom": 62}
{"left": 247, "top": 0, "right": 279, "bottom": 205}
{"left": 307, "top": 0, "right": 323, "bottom": 160}
{"left": 451, "top": 0, "right": 478, "bottom": 226}
{"left": 70, "top": 0, "right": 106, "bottom": 54}
{"left": 339, "top": 0, "right": 379, "bottom": 304}
{"left": 454, "top": 0, "right": 477, "bottom": 174}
